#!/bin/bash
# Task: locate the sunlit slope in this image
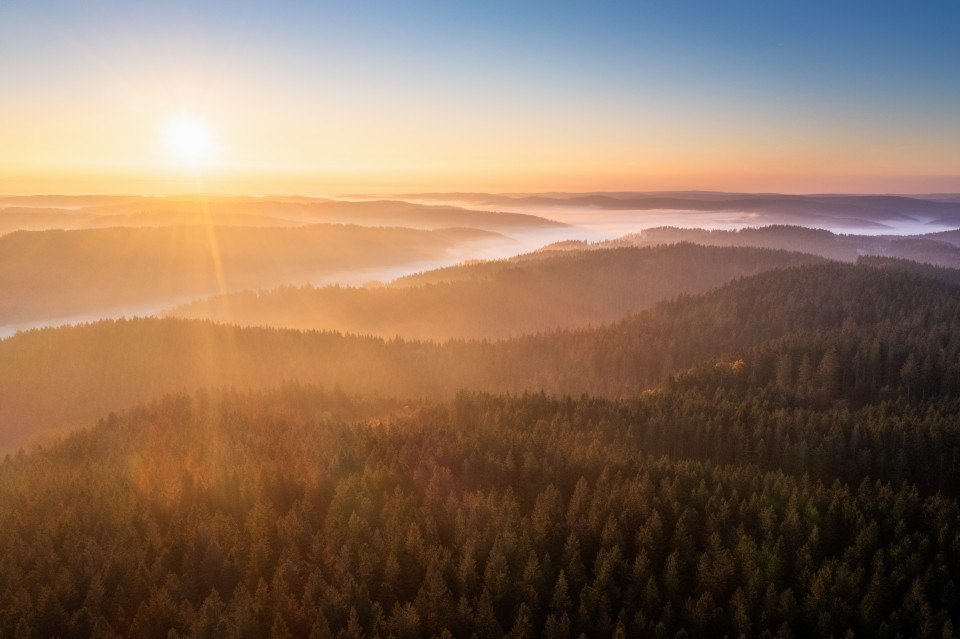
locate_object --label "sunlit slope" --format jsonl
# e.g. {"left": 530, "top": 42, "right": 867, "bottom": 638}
{"left": 169, "top": 245, "right": 824, "bottom": 339}
{"left": 623, "top": 225, "right": 960, "bottom": 267}
{"left": 4, "top": 259, "right": 960, "bottom": 452}
{"left": 0, "top": 224, "right": 498, "bottom": 326}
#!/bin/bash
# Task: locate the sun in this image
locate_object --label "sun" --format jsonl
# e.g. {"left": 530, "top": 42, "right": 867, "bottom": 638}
{"left": 165, "top": 115, "right": 215, "bottom": 166}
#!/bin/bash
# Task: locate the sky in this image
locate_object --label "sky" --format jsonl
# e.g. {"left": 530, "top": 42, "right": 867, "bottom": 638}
{"left": 1, "top": 0, "right": 959, "bottom": 195}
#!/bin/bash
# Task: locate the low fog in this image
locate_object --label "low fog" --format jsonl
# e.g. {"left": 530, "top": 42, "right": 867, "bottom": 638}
{"left": 2, "top": 192, "right": 959, "bottom": 338}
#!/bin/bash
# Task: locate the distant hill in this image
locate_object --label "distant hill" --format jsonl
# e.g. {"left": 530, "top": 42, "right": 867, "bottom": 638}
{"left": 0, "top": 208, "right": 306, "bottom": 235}
{"left": 0, "top": 224, "right": 499, "bottom": 327}
{"left": 93, "top": 210, "right": 303, "bottom": 229}
{"left": 0, "top": 195, "right": 564, "bottom": 235}
{"left": 402, "top": 191, "right": 960, "bottom": 228}
{"left": 619, "top": 224, "right": 960, "bottom": 267}
{"left": 83, "top": 198, "right": 566, "bottom": 231}
{"left": 0, "top": 195, "right": 141, "bottom": 208}
{"left": 0, "top": 208, "right": 103, "bottom": 235}
{"left": 168, "top": 245, "right": 825, "bottom": 339}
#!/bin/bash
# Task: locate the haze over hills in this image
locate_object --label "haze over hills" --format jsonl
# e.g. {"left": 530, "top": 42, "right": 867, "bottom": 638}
{"left": 0, "top": 195, "right": 565, "bottom": 235}
{"left": 0, "top": 207, "right": 304, "bottom": 234}
{"left": 0, "top": 223, "right": 500, "bottom": 329}
{"left": 166, "top": 223, "right": 960, "bottom": 341}
{"left": 0, "top": 195, "right": 142, "bottom": 209}
{"left": 3, "top": 257, "right": 957, "bottom": 454}
{"left": 23, "top": 190, "right": 960, "bottom": 339}
{"left": 0, "top": 196, "right": 573, "bottom": 336}
{"left": 81, "top": 198, "right": 566, "bottom": 232}
{"left": 615, "top": 225, "right": 960, "bottom": 267}
{"left": 168, "top": 244, "right": 824, "bottom": 339}
{"left": 399, "top": 191, "right": 960, "bottom": 231}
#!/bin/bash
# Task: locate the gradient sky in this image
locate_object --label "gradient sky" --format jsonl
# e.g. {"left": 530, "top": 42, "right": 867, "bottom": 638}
{"left": 2, "top": 0, "right": 959, "bottom": 195}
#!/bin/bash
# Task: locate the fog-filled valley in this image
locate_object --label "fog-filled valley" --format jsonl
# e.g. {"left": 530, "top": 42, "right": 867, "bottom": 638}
{"left": 4, "top": 192, "right": 960, "bottom": 637}
{"left": 0, "top": 223, "right": 501, "bottom": 332}
{"left": 5, "top": 192, "right": 960, "bottom": 337}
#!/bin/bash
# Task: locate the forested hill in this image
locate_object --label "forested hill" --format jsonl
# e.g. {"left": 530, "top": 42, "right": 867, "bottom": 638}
{"left": 168, "top": 245, "right": 824, "bottom": 339}
{"left": 620, "top": 225, "right": 960, "bottom": 267}
{"left": 0, "top": 224, "right": 497, "bottom": 326}
{"left": 858, "top": 255, "right": 960, "bottom": 287}
{"left": 78, "top": 198, "right": 565, "bottom": 233}
{"left": 0, "top": 196, "right": 565, "bottom": 234}
{"left": 4, "top": 258, "right": 960, "bottom": 453}
{"left": 387, "top": 243, "right": 816, "bottom": 288}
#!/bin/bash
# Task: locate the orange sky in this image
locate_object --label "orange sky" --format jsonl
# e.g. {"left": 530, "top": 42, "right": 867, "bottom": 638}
{"left": 4, "top": 164, "right": 959, "bottom": 198}
{"left": 2, "top": 2, "right": 958, "bottom": 196}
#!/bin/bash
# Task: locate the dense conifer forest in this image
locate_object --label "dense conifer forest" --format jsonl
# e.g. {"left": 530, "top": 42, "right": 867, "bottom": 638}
{"left": 4, "top": 241, "right": 960, "bottom": 636}
{"left": 2, "top": 383, "right": 958, "bottom": 637}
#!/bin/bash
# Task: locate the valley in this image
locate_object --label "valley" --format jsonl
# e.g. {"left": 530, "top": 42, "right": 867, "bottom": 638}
{"left": 3, "top": 193, "right": 960, "bottom": 637}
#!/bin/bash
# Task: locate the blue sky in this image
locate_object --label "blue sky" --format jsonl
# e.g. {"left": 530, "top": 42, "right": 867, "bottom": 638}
{"left": 2, "top": 0, "right": 958, "bottom": 193}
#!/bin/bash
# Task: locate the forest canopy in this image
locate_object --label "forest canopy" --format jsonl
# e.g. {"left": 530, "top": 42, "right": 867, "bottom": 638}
{"left": 4, "top": 238, "right": 960, "bottom": 637}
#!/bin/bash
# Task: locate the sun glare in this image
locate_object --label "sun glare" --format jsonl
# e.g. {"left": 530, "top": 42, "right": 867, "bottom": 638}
{"left": 165, "top": 116, "right": 214, "bottom": 166}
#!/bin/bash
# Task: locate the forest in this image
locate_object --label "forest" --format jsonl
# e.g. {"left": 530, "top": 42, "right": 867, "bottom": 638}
{"left": 168, "top": 245, "right": 823, "bottom": 339}
{"left": 3, "top": 218, "right": 960, "bottom": 636}
{"left": 1, "top": 381, "right": 958, "bottom": 637}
